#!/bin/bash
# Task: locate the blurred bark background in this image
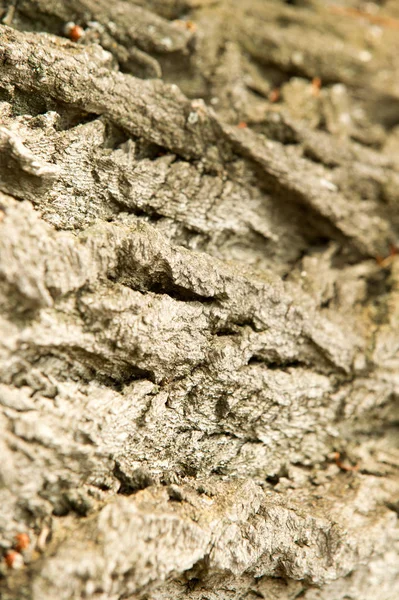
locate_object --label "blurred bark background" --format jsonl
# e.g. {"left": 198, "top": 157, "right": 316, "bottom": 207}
{"left": 0, "top": 1, "right": 398, "bottom": 598}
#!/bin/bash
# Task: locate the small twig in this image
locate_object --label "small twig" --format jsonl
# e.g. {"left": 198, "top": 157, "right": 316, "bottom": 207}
{"left": 333, "top": 451, "right": 359, "bottom": 472}
{"left": 376, "top": 244, "right": 398, "bottom": 268}
{"left": 311, "top": 77, "right": 322, "bottom": 97}
{"left": 329, "top": 5, "right": 399, "bottom": 30}
{"left": 36, "top": 526, "right": 51, "bottom": 553}
{"left": 1, "top": 0, "right": 18, "bottom": 26}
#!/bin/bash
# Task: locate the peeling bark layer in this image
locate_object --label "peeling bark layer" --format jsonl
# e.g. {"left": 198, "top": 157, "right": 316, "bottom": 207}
{"left": 0, "top": 1, "right": 398, "bottom": 599}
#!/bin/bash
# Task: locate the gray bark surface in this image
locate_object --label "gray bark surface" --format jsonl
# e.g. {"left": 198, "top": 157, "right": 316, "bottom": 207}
{"left": 0, "top": 1, "right": 398, "bottom": 598}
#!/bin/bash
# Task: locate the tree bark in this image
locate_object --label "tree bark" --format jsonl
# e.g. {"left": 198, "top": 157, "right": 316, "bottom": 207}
{"left": 0, "top": 1, "right": 398, "bottom": 599}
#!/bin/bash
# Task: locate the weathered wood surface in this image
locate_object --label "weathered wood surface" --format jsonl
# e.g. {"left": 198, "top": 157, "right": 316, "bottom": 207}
{"left": 0, "top": 1, "right": 398, "bottom": 598}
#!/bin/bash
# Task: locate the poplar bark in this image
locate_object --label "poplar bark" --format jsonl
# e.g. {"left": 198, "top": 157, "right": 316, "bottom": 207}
{"left": 0, "top": 1, "right": 398, "bottom": 599}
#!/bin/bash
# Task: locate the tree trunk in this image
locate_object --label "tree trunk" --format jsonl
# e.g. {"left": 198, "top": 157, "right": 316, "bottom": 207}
{"left": 0, "top": 1, "right": 398, "bottom": 598}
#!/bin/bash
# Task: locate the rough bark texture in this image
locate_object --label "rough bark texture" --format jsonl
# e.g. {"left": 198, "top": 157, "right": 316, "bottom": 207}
{"left": 0, "top": 1, "right": 398, "bottom": 598}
